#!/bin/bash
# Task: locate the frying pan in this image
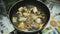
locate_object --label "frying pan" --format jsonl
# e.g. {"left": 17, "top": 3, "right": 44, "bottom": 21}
{"left": 9, "top": 0, "right": 50, "bottom": 34}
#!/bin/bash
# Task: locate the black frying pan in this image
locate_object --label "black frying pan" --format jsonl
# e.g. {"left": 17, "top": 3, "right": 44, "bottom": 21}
{"left": 9, "top": 0, "right": 50, "bottom": 34}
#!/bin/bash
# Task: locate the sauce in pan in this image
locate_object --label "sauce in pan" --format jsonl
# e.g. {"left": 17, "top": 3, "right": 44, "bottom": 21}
{"left": 12, "top": 6, "right": 45, "bottom": 32}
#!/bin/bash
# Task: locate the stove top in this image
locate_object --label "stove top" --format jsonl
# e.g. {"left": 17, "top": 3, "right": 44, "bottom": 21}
{"left": 0, "top": 0, "right": 60, "bottom": 34}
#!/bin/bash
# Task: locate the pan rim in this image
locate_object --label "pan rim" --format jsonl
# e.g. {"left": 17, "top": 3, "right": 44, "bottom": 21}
{"left": 8, "top": 0, "right": 50, "bottom": 33}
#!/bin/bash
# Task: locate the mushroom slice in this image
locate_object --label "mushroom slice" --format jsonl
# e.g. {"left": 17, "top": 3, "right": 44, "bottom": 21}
{"left": 27, "top": 8, "right": 33, "bottom": 13}
{"left": 18, "top": 7, "right": 24, "bottom": 11}
{"left": 12, "top": 17, "right": 17, "bottom": 23}
{"left": 16, "top": 12, "right": 23, "bottom": 16}
{"left": 25, "top": 25, "right": 30, "bottom": 29}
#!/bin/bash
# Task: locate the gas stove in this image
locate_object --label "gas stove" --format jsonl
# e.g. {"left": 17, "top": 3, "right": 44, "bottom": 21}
{"left": 0, "top": 0, "right": 60, "bottom": 34}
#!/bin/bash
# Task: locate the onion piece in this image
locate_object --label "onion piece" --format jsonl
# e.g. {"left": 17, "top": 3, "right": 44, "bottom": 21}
{"left": 35, "top": 18, "right": 41, "bottom": 23}
{"left": 39, "top": 23, "right": 44, "bottom": 29}
{"left": 23, "top": 13, "right": 30, "bottom": 16}
{"left": 31, "top": 14, "right": 38, "bottom": 20}
{"left": 33, "top": 7, "right": 38, "bottom": 13}
{"left": 23, "top": 7, "right": 28, "bottom": 11}
{"left": 18, "top": 7, "right": 24, "bottom": 11}
{"left": 12, "top": 17, "right": 17, "bottom": 23}
{"left": 19, "top": 17, "right": 27, "bottom": 21}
